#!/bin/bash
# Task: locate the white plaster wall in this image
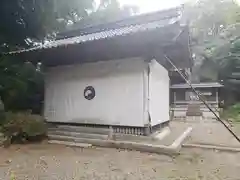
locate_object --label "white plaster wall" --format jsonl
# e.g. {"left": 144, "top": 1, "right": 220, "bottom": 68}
{"left": 149, "top": 59, "right": 169, "bottom": 126}
{"left": 44, "top": 58, "right": 147, "bottom": 127}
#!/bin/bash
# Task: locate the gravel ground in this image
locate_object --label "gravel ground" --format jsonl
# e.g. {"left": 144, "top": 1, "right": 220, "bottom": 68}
{"left": 0, "top": 143, "right": 240, "bottom": 180}
{"left": 171, "top": 119, "right": 240, "bottom": 147}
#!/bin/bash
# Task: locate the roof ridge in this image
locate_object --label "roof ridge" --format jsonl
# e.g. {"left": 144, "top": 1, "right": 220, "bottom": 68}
{"left": 57, "top": 6, "right": 183, "bottom": 39}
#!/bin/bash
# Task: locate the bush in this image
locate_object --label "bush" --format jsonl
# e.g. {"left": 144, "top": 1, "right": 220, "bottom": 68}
{"left": 223, "top": 103, "right": 240, "bottom": 122}
{"left": 1, "top": 112, "right": 47, "bottom": 145}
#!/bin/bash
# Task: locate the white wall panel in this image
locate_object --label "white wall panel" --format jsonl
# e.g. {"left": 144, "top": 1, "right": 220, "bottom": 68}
{"left": 149, "top": 59, "right": 169, "bottom": 126}
{"left": 44, "top": 58, "right": 147, "bottom": 127}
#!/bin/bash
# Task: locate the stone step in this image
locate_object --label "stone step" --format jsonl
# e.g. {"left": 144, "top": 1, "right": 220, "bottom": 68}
{"left": 48, "top": 130, "right": 109, "bottom": 140}
{"left": 47, "top": 126, "right": 192, "bottom": 155}
{"left": 48, "top": 132, "right": 110, "bottom": 142}
{"left": 48, "top": 140, "right": 92, "bottom": 148}
{"left": 48, "top": 135, "right": 179, "bottom": 156}
{"left": 48, "top": 134, "right": 85, "bottom": 142}
{"left": 48, "top": 129, "right": 171, "bottom": 146}
{"left": 48, "top": 125, "right": 111, "bottom": 135}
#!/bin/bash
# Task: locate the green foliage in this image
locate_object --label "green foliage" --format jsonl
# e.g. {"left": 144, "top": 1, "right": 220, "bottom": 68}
{"left": 1, "top": 112, "right": 46, "bottom": 145}
{"left": 186, "top": 0, "right": 240, "bottom": 103}
{"left": 186, "top": 0, "right": 240, "bottom": 68}
{"left": 223, "top": 103, "right": 240, "bottom": 122}
{"left": 0, "top": 0, "right": 94, "bottom": 49}
{"left": 0, "top": 55, "right": 44, "bottom": 113}
{"left": 186, "top": 0, "right": 240, "bottom": 42}
{"left": 66, "top": 0, "right": 138, "bottom": 31}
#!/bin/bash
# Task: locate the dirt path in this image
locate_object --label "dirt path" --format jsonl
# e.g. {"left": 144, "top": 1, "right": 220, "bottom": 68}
{"left": 0, "top": 143, "right": 240, "bottom": 180}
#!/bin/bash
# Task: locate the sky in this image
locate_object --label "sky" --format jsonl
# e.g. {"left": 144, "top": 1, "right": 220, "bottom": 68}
{"left": 119, "top": 0, "right": 240, "bottom": 13}
{"left": 119, "top": 0, "right": 186, "bottom": 13}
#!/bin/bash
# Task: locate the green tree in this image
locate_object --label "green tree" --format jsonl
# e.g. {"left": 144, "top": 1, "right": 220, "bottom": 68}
{"left": 185, "top": 0, "right": 240, "bottom": 102}
{"left": 66, "top": 0, "right": 138, "bottom": 31}
{"left": 0, "top": 0, "right": 95, "bottom": 50}
{"left": 0, "top": 55, "right": 44, "bottom": 113}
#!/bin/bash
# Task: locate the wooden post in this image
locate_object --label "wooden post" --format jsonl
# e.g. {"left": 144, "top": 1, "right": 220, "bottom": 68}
{"left": 174, "top": 91, "right": 176, "bottom": 102}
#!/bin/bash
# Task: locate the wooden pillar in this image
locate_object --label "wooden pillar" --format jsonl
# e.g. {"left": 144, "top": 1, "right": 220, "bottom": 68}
{"left": 216, "top": 88, "right": 219, "bottom": 104}
{"left": 174, "top": 91, "right": 176, "bottom": 103}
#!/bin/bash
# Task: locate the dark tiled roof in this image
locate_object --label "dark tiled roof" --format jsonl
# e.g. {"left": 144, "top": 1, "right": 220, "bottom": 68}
{"left": 8, "top": 7, "right": 182, "bottom": 54}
